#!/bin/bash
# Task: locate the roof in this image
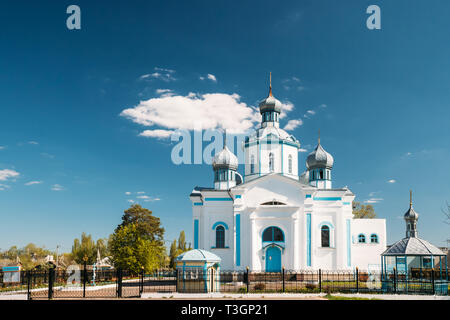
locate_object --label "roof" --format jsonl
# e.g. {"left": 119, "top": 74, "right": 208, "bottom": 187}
{"left": 382, "top": 237, "right": 445, "bottom": 256}
{"left": 175, "top": 249, "right": 222, "bottom": 262}
{"left": 306, "top": 143, "right": 334, "bottom": 170}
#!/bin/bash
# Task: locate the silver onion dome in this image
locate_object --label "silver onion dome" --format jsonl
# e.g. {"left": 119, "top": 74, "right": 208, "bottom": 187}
{"left": 259, "top": 72, "right": 282, "bottom": 114}
{"left": 306, "top": 141, "right": 334, "bottom": 170}
{"left": 212, "top": 145, "right": 238, "bottom": 171}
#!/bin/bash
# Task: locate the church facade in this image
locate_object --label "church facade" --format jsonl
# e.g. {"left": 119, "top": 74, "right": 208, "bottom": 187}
{"left": 189, "top": 78, "right": 386, "bottom": 271}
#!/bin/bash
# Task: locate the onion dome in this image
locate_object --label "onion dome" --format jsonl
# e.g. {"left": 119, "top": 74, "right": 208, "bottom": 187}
{"left": 306, "top": 134, "right": 334, "bottom": 170}
{"left": 404, "top": 190, "right": 419, "bottom": 221}
{"left": 404, "top": 190, "right": 419, "bottom": 238}
{"left": 259, "top": 72, "right": 282, "bottom": 114}
{"left": 212, "top": 145, "right": 238, "bottom": 171}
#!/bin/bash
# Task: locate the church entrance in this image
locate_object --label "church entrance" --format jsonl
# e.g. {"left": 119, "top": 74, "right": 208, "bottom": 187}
{"left": 265, "top": 246, "right": 282, "bottom": 272}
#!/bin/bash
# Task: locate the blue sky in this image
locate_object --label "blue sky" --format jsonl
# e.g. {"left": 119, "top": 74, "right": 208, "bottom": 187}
{"left": 0, "top": 0, "right": 449, "bottom": 253}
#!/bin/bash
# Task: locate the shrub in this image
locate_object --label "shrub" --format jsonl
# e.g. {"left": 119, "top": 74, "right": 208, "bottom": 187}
{"left": 254, "top": 283, "right": 266, "bottom": 291}
{"left": 305, "top": 283, "right": 317, "bottom": 290}
{"left": 238, "top": 286, "right": 247, "bottom": 293}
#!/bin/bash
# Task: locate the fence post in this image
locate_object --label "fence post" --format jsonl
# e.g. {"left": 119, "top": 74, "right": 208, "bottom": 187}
{"left": 175, "top": 269, "right": 178, "bottom": 292}
{"left": 27, "top": 270, "right": 31, "bottom": 300}
{"left": 117, "top": 268, "right": 123, "bottom": 298}
{"left": 246, "top": 266, "right": 249, "bottom": 293}
{"left": 431, "top": 267, "right": 435, "bottom": 295}
{"left": 83, "top": 261, "right": 87, "bottom": 298}
{"left": 282, "top": 267, "right": 285, "bottom": 293}
{"left": 48, "top": 266, "right": 54, "bottom": 300}
{"left": 393, "top": 267, "right": 397, "bottom": 294}
{"left": 140, "top": 267, "right": 144, "bottom": 296}
{"left": 356, "top": 267, "right": 359, "bottom": 293}
{"left": 319, "top": 269, "right": 322, "bottom": 293}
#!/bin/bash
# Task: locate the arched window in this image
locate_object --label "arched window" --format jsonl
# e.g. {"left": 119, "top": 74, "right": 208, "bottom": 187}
{"left": 269, "top": 153, "right": 274, "bottom": 172}
{"left": 250, "top": 155, "right": 255, "bottom": 174}
{"left": 216, "top": 226, "right": 225, "bottom": 248}
{"left": 261, "top": 201, "right": 286, "bottom": 205}
{"left": 321, "top": 226, "right": 330, "bottom": 247}
{"left": 358, "top": 234, "right": 366, "bottom": 243}
{"left": 319, "top": 169, "right": 324, "bottom": 180}
{"left": 288, "top": 155, "right": 292, "bottom": 174}
{"left": 262, "top": 226, "right": 284, "bottom": 242}
{"left": 370, "top": 234, "right": 378, "bottom": 243}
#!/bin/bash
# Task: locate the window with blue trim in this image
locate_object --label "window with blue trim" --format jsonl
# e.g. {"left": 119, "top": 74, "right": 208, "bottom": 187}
{"left": 262, "top": 226, "right": 284, "bottom": 242}
{"left": 370, "top": 234, "right": 378, "bottom": 243}
{"left": 358, "top": 234, "right": 366, "bottom": 243}
{"left": 321, "top": 225, "right": 330, "bottom": 247}
{"left": 216, "top": 226, "right": 225, "bottom": 248}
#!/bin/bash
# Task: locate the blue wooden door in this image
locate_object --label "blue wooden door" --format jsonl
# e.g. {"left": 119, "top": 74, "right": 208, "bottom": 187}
{"left": 265, "top": 246, "right": 281, "bottom": 272}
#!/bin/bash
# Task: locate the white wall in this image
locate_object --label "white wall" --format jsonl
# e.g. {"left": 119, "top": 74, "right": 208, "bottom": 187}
{"left": 351, "top": 219, "right": 387, "bottom": 270}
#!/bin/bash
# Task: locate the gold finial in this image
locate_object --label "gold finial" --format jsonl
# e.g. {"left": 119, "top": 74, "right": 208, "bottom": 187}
{"left": 269, "top": 72, "right": 273, "bottom": 97}
{"left": 410, "top": 190, "right": 412, "bottom": 207}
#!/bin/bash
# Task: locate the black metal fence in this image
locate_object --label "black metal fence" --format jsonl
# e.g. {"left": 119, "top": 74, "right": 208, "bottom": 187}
{"left": 0, "top": 267, "right": 448, "bottom": 299}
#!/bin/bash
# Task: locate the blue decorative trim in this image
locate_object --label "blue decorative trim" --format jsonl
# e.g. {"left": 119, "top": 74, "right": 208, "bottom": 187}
{"left": 236, "top": 214, "right": 241, "bottom": 266}
{"left": 204, "top": 262, "right": 207, "bottom": 292}
{"left": 245, "top": 140, "right": 300, "bottom": 148}
{"left": 261, "top": 226, "right": 286, "bottom": 242}
{"left": 313, "top": 197, "right": 342, "bottom": 201}
{"left": 318, "top": 221, "right": 335, "bottom": 230}
{"left": 305, "top": 194, "right": 312, "bottom": 199}
{"left": 193, "top": 202, "right": 203, "bottom": 206}
{"left": 2, "top": 266, "right": 20, "bottom": 272}
{"left": 211, "top": 246, "right": 229, "bottom": 249}
{"left": 204, "top": 198, "right": 232, "bottom": 201}
{"left": 235, "top": 195, "right": 241, "bottom": 199}
{"left": 346, "top": 219, "right": 351, "bottom": 267}
{"left": 307, "top": 213, "right": 311, "bottom": 267}
{"left": 212, "top": 221, "right": 229, "bottom": 230}
{"left": 370, "top": 233, "right": 379, "bottom": 243}
{"left": 358, "top": 233, "right": 367, "bottom": 243}
{"left": 343, "top": 202, "right": 351, "bottom": 205}
{"left": 194, "top": 219, "right": 199, "bottom": 249}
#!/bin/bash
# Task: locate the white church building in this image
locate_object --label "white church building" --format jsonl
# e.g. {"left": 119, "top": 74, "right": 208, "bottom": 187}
{"left": 190, "top": 77, "right": 386, "bottom": 271}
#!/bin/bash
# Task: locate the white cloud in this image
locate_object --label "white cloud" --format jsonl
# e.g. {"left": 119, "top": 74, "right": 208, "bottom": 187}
{"left": 121, "top": 92, "right": 271, "bottom": 136}
{"left": 207, "top": 74, "right": 217, "bottom": 82}
{"left": 127, "top": 199, "right": 135, "bottom": 203}
{"left": 41, "top": 152, "right": 55, "bottom": 159}
{"left": 137, "top": 191, "right": 146, "bottom": 194}
{"left": 51, "top": 184, "right": 64, "bottom": 191}
{"left": 388, "top": 179, "right": 396, "bottom": 184}
{"left": 155, "top": 89, "right": 174, "bottom": 97}
{"left": 298, "top": 148, "right": 308, "bottom": 153}
{"left": 0, "top": 169, "right": 20, "bottom": 181}
{"left": 139, "top": 129, "right": 175, "bottom": 139}
{"left": 0, "top": 146, "right": 5, "bottom": 150}
{"left": 136, "top": 195, "right": 160, "bottom": 202}
{"left": 137, "top": 195, "right": 149, "bottom": 199}
{"left": 125, "top": 191, "right": 131, "bottom": 195}
{"left": 364, "top": 198, "right": 384, "bottom": 204}
{"left": 25, "top": 181, "right": 42, "bottom": 186}
{"left": 319, "top": 104, "right": 327, "bottom": 108}
{"left": 0, "top": 184, "right": 10, "bottom": 191}
{"left": 28, "top": 141, "right": 39, "bottom": 145}
{"left": 284, "top": 119, "right": 303, "bottom": 131}
{"left": 139, "top": 67, "right": 176, "bottom": 82}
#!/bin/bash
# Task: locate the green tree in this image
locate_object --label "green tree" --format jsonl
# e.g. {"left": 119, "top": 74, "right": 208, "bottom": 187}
{"left": 169, "top": 239, "right": 178, "bottom": 269}
{"left": 109, "top": 223, "right": 163, "bottom": 273}
{"left": 116, "top": 204, "right": 165, "bottom": 244}
{"left": 177, "top": 231, "right": 187, "bottom": 252}
{"left": 352, "top": 202, "right": 376, "bottom": 219}
{"left": 71, "top": 232, "right": 97, "bottom": 264}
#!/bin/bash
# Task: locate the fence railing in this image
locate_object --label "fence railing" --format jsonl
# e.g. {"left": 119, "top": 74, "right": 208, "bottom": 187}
{"left": 0, "top": 267, "right": 448, "bottom": 299}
